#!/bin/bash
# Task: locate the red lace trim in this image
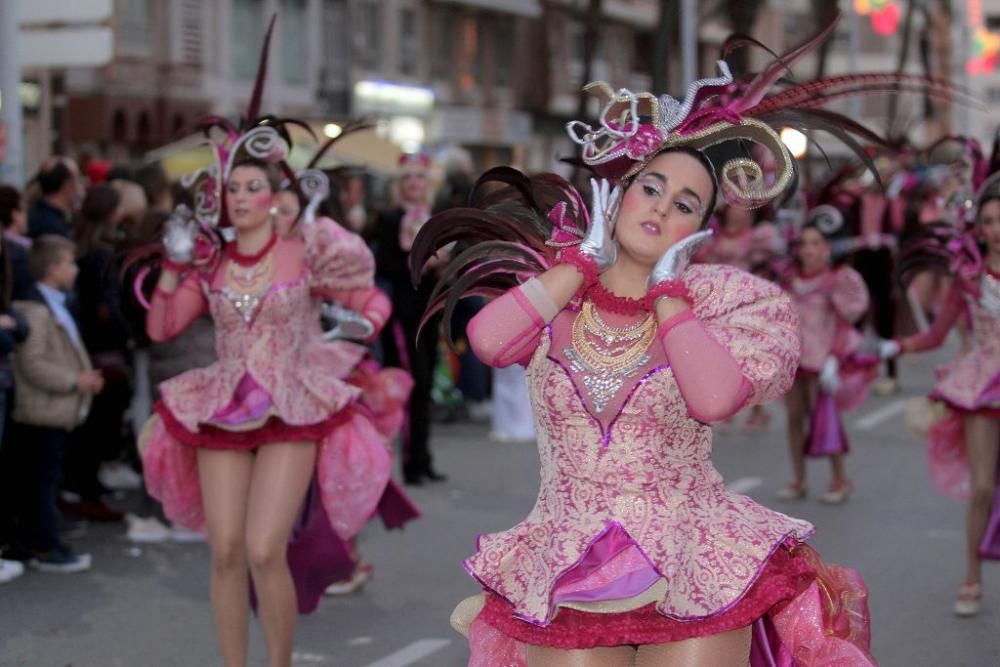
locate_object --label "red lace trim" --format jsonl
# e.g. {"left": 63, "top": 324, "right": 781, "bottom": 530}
{"left": 226, "top": 232, "right": 278, "bottom": 266}
{"left": 585, "top": 281, "right": 649, "bottom": 316}
{"left": 478, "top": 544, "right": 816, "bottom": 649}
{"left": 154, "top": 401, "right": 356, "bottom": 450}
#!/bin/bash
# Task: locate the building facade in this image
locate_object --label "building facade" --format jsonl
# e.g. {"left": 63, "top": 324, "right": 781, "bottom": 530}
{"left": 18, "top": 0, "right": 1000, "bottom": 179}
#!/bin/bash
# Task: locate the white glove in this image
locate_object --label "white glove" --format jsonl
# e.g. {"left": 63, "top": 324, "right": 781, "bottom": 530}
{"left": 162, "top": 206, "right": 197, "bottom": 265}
{"left": 818, "top": 356, "right": 841, "bottom": 394}
{"left": 878, "top": 339, "right": 901, "bottom": 360}
{"left": 576, "top": 178, "right": 621, "bottom": 272}
{"left": 647, "top": 229, "right": 714, "bottom": 289}
{"left": 320, "top": 302, "right": 375, "bottom": 342}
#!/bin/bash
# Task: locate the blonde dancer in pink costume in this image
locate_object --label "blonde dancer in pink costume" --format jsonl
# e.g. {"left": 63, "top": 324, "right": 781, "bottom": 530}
{"left": 882, "top": 140, "right": 1000, "bottom": 617}
{"left": 778, "top": 206, "right": 875, "bottom": 505}
{"left": 132, "top": 22, "right": 399, "bottom": 666}
{"left": 407, "top": 15, "right": 935, "bottom": 665}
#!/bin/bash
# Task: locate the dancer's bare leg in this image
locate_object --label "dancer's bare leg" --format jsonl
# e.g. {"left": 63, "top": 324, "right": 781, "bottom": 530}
{"left": 830, "top": 453, "right": 848, "bottom": 486}
{"left": 245, "top": 441, "right": 317, "bottom": 667}
{"left": 525, "top": 645, "right": 635, "bottom": 667}
{"left": 633, "top": 626, "right": 752, "bottom": 667}
{"left": 963, "top": 415, "right": 1000, "bottom": 586}
{"left": 784, "top": 377, "right": 810, "bottom": 488}
{"left": 198, "top": 448, "right": 255, "bottom": 667}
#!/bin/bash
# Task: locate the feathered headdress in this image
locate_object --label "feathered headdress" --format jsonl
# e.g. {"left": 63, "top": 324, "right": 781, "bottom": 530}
{"left": 180, "top": 15, "right": 310, "bottom": 236}
{"left": 567, "top": 12, "right": 958, "bottom": 208}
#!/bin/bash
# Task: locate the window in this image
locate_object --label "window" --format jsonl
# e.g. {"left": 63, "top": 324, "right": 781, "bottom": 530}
{"left": 282, "top": 0, "right": 308, "bottom": 83}
{"left": 430, "top": 8, "right": 453, "bottom": 81}
{"left": 459, "top": 16, "right": 480, "bottom": 91}
{"left": 399, "top": 7, "right": 419, "bottom": 77}
{"left": 232, "top": 0, "right": 264, "bottom": 79}
{"left": 358, "top": 1, "right": 382, "bottom": 70}
{"left": 116, "top": 0, "right": 152, "bottom": 55}
{"left": 494, "top": 19, "right": 514, "bottom": 88}
{"left": 179, "top": 0, "right": 203, "bottom": 65}
{"left": 321, "top": 0, "right": 350, "bottom": 86}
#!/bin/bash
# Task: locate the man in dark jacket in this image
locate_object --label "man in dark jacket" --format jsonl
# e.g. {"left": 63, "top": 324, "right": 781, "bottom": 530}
{"left": 28, "top": 158, "right": 82, "bottom": 239}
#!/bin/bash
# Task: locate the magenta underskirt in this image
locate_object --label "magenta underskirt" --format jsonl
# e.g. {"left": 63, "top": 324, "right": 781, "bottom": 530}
{"left": 154, "top": 401, "right": 352, "bottom": 451}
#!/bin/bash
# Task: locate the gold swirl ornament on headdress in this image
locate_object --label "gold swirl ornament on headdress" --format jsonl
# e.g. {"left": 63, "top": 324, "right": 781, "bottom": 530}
{"left": 566, "top": 61, "right": 796, "bottom": 209}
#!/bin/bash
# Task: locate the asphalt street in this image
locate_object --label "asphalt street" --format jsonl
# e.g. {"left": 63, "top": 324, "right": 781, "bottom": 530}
{"left": 1, "top": 340, "right": 998, "bottom": 667}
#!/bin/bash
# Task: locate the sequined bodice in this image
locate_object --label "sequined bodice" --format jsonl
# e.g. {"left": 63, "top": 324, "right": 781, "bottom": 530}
{"left": 206, "top": 273, "right": 320, "bottom": 371}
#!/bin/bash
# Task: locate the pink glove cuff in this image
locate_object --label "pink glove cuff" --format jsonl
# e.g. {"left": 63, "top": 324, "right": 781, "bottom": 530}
{"left": 557, "top": 246, "right": 600, "bottom": 287}
{"left": 644, "top": 279, "right": 691, "bottom": 311}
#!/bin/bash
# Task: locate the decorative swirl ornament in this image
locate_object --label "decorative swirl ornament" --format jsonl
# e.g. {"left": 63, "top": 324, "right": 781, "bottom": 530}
{"left": 808, "top": 204, "right": 845, "bottom": 236}
{"left": 297, "top": 168, "right": 330, "bottom": 225}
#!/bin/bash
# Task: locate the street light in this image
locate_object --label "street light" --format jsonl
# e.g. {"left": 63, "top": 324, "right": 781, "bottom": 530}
{"left": 781, "top": 128, "right": 808, "bottom": 160}
{"left": 323, "top": 123, "right": 342, "bottom": 139}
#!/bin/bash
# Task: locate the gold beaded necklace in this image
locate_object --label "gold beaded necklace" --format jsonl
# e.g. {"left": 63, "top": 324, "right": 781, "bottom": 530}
{"left": 565, "top": 301, "right": 655, "bottom": 412}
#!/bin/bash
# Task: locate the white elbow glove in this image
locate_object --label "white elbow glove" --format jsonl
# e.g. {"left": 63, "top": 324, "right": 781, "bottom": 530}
{"left": 818, "top": 356, "right": 841, "bottom": 394}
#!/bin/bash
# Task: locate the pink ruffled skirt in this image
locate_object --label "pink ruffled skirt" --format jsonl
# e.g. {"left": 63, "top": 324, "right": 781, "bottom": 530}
{"left": 466, "top": 545, "right": 877, "bottom": 666}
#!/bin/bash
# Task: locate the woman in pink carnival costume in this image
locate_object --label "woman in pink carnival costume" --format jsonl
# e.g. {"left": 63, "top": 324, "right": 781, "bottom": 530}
{"left": 132, "top": 21, "right": 400, "bottom": 667}
{"left": 778, "top": 202, "right": 877, "bottom": 505}
{"left": 881, "top": 130, "right": 1000, "bottom": 618}
{"left": 411, "top": 15, "right": 955, "bottom": 667}
{"left": 273, "top": 137, "right": 419, "bottom": 595}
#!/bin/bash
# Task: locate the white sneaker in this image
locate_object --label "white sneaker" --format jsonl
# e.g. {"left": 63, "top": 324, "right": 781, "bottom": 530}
{"left": 0, "top": 559, "right": 25, "bottom": 583}
{"left": 125, "top": 515, "right": 171, "bottom": 543}
{"left": 324, "top": 564, "right": 372, "bottom": 595}
{"left": 29, "top": 550, "right": 92, "bottom": 574}
{"left": 98, "top": 462, "right": 143, "bottom": 491}
{"left": 170, "top": 526, "right": 205, "bottom": 543}
{"left": 466, "top": 401, "right": 493, "bottom": 421}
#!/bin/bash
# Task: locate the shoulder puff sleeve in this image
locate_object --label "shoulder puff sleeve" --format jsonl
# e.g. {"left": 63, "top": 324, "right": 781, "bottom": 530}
{"left": 685, "top": 264, "right": 800, "bottom": 406}
{"left": 829, "top": 266, "right": 870, "bottom": 324}
{"left": 302, "top": 216, "right": 375, "bottom": 298}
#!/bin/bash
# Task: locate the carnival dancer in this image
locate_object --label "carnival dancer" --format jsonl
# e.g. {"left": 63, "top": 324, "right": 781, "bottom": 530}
{"left": 881, "top": 132, "right": 1000, "bottom": 617}
{"left": 412, "top": 15, "right": 949, "bottom": 665}
{"left": 274, "top": 148, "right": 419, "bottom": 595}
{"left": 779, "top": 204, "right": 875, "bottom": 504}
{"left": 133, "top": 21, "right": 395, "bottom": 666}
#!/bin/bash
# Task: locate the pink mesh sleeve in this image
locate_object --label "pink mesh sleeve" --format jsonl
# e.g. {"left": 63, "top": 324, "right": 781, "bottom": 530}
{"left": 659, "top": 310, "right": 752, "bottom": 423}
{"left": 829, "top": 267, "right": 869, "bottom": 325}
{"left": 686, "top": 265, "right": 800, "bottom": 407}
{"left": 903, "top": 282, "right": 964, "bottom": 353}
{"left": 468, "top": 279, "right": 556, "bottom": 368}
{"left": 146, "top": 274, "right": 209, "bottom": 342}
{"left": 329, "top": 286, "right": 392, "bottom": 340}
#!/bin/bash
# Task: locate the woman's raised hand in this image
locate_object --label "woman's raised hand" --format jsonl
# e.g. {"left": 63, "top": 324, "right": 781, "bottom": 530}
{"left": 647, "top": 229, "right": 713, "bottom": 289}
{"left": 578, "top": 178, "right": 621, "bottom": 273}
{"left": 162, "top": 206, "right": 197, "bottom": 266}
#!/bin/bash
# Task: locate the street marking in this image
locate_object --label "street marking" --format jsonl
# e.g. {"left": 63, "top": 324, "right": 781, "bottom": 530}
{"left": 926, "top": 529, "right": 962, "bottom": 541}
{"left": 293, "top": 652, "right": 330, "bottom": 664}
{"left": 727, "top": 477, "right": 763, "bottom": 494}
{"left": 362, "top": 639, "right": 451, "bottom": 667}
{"left": 853, "top": 399, "right": 907, "bottom": 430}
{"left": 347, "top": 636, "right": 374, "bottom": 646}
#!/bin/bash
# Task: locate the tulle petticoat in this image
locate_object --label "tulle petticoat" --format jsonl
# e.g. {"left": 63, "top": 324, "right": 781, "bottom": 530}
{"left": 461, "top": 545, "right": 877, "bottom": 667}
{"left": 139, "top": 404, "right": 391, "bottom": 540}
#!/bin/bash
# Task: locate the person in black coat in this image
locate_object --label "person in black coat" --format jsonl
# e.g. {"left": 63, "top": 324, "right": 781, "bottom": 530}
{"left": 27, "top": 158, "right": 82, "bottom": 239}
{"left": 374, "top": 154, "right": 448, "bottom": 485}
